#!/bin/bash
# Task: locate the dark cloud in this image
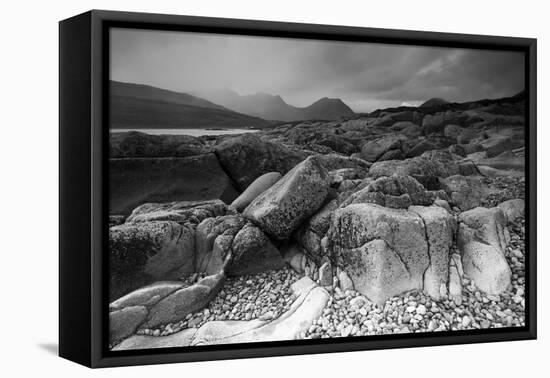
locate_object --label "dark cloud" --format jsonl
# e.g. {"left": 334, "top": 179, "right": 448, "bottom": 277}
{"left": 110, "top": 28, "right": 524, "bottom": 112}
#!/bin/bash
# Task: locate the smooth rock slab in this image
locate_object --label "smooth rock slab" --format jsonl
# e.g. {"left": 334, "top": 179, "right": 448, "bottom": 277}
{"left": 113, "top": 277, "right": 329, "bottom": 349}
{"left": 192, "top": 277, "right": 329, "bottom": 345}
{"left": 110, "top": 306, "right": 148, "bottom": 344}
{"left": 112, "top": 328, "right": 198, "bottom": 351}
{"left": 109, "top": 281, "right": 185, "bottom": 311}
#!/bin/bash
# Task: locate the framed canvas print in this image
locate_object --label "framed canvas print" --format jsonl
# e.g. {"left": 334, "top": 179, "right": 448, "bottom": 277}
{"left": 59, "top": 10, "right": 537, "bottom": 368}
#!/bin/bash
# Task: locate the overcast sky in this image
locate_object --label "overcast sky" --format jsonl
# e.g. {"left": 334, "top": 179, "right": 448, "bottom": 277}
{"left": 110, "top": 28, "right": 524, "bottom": 112}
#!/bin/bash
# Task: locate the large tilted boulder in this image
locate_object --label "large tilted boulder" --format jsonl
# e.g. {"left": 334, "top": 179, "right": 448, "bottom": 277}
{"left": 215, "top": 134, "right": 307, "bottom": 191}
{"left": 326, "top": 203, "right": 430, "bottom": 304}
{"left": 109, "top": 153, "right": 239, "bottom": 214}
{"left": 230, "top": 172, "right": 282, "bottom": 212}
{"left": 243, "top": 156, "right": 330, "bottom": 240}
{"left": 409, "top": 206, "right": 456, "bottom": 299}
{"left": 458, "top": 207, "right": 512, "bottom": 294}
{"left": 109, "top": 221, "right": 195, "bottom": 301}
{"left": 195, "top": 215, "right": 285, "bottom": 276}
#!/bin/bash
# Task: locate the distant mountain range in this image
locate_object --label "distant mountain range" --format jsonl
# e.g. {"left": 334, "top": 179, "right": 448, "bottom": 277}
{"left": 110, "top": 81, "right": 272, "bottom": 129}
{"left": 199, "top": 89, "right": 355, "bottom": 121}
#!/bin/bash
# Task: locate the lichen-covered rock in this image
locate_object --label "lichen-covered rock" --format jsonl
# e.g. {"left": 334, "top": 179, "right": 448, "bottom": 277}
{"left": 243, "top": 156, "right": 330, "bottom": 240}
{"left": 459, "top": 240, "right": 512, "bottom": 294}
{"left": 142, "top": 273, "right": 225, "bottom": 328}
{"left": 409, "top": 205, "right": 456, "bottom": 300}
{"left": 230, "top": 172, "right": 282, "bottom": 212}
{"left": 458, "top": 207, "right": 510, "bottom": 252}
{"left": 126, "top": 199, "right": 228, "bottom": 224}
{"left": 109, "top": 221, "right": 195, "bottom": 301}
{"left": 215, "top": 134, "right": 307, "bottom": 191}
{"left": 195, "top": 214, "right": 284, "bottom": 276}
{"left": 195, "top": 215, "right": 247, "bottom": 274}
{"left": 368, "top": 151, "right": 460, "bottom": 189}
{"left": 360, "top": 134, "right": 406, "bottom": 162}
{"left": 377, "top": 149, "right": 405, "bottom": 161}
{"left": 439, "top": 175, "right": 485, "bottom": 211}
{"left": 340, "top": 175, "right": 445, "bottom": 209}
{"left": 405, "top": 139, "right": 438, "bottom": 158}
{"left": 339, "top": 239, "right": 413, "bottom": 304}
{"left": 228, "top": 223, "right": 285, "bottom": 275}
{"left": 457, "top": 206, "right": 512, "bottom": 294}
{"left": 444, "top": 124, "right": 465, "bottom": 140}
{"left": 326, "top": 203, "right": 429, "bottom": 303}
{"left": 498, "top": 198, "right": 525, "bottom": 223}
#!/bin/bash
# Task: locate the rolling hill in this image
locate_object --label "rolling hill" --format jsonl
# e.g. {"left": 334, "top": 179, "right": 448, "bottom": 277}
{"left": 110, "top": 81, "right": 272, "bottom": 129}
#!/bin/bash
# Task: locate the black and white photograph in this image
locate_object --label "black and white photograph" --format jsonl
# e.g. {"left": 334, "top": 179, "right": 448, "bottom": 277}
{"left": 107, "top": 27, "right": 528, "bottom": 351}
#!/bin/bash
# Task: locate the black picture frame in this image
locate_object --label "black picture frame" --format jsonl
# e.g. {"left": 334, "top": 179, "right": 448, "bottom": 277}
{"left": 59, "top": 9, "right": 537, "bottom": 368}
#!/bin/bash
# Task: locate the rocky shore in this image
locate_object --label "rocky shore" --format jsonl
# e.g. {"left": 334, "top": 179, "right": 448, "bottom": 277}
{"left": 108, "top": 94, "right": 527, "bottom": 350}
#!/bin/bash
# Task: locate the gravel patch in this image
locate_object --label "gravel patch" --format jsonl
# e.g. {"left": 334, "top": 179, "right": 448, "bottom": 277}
{"left": 137, "top": 268, "right": 300, "bottom": 337}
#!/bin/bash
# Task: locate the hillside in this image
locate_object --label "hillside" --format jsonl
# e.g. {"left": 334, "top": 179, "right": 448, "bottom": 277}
{"left": 110, "top": 81, "right": 272, "bottom": 129}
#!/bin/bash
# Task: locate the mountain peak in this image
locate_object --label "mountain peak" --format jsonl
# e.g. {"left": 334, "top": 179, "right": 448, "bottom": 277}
{"left": 420, "top": 98, "right": 449, "bottom": 108}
